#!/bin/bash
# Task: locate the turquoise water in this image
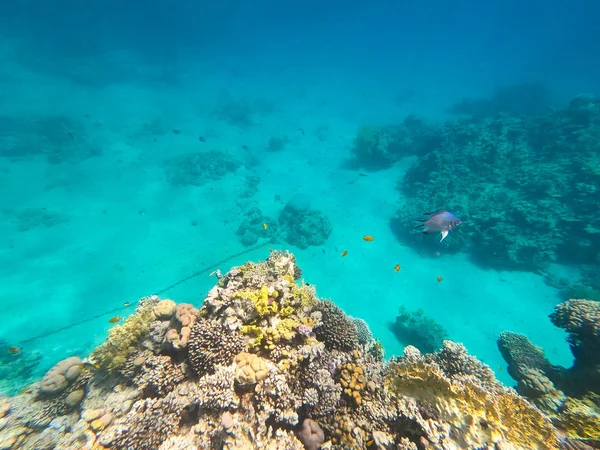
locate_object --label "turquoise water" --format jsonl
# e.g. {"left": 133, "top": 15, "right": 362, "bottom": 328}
{"left": 1, "top": 1, "right": 598, "bottom": 395}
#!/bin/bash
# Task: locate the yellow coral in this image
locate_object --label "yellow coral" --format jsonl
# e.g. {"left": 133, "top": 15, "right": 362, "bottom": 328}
{"left": 279, "top": 300, "right": 295, "bottom": 317}
{"left": 289, "top": 282, "right": 317, "bottom": 309}
{"left": 283, "top": 274, "right": 295, "bottom": 284}
{"left": 233, "top": 286, "right": 279, "bottom": 317}
{"left": 276, "top": 318, "right": 298, "bottom": 341}
{"left": 241, "top": 325, "right": 264, "bottom": 349}
{"left": 386, "top": 359, "right": 557, "bottom": 449}
{"left": 556, "top": 396, "right": 600, "bottom": 440}
{"left": 91, "top": 301, "right": 155, "bottom": 372}
{"left": 301, "top": 317, "right": 316, "bottom": 327}
{"left": 263, "top": 327, "right": 279, "bottom": 350}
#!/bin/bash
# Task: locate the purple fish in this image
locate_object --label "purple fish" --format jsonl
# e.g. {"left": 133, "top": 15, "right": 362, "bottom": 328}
{"left": 413, "top": 210, "right": 461, "bottom": 242}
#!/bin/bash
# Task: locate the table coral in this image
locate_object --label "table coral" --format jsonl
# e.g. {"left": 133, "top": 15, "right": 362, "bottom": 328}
{"left": 0, "top": 251, "right": 567, "bottom": 450}
{"left": 498, "top": 298, "right": 600, "bottom": 443}
{"left": 386, "top": 346, "right": 557, "bottom": 449}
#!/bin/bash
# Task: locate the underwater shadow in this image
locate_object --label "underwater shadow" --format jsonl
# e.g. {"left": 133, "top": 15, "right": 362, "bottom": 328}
{"left": 340, "top": 156, "right": 395, "bottom": 172}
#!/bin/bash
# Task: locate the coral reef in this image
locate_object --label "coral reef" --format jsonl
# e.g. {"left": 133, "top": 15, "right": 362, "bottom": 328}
{"left": 388, "top": 306, "right": 449, "bottom": 353}
{"left": 163, "top": 150, "right": 240, "bottom": 186}
{"left": 351, "top": 117, "right": 444, "bottom": 169}
{"left": 278, "top": 197, "right": 332, "bottom": 249}
{"left": 0, "top": 251, "right": 566, "bottom": 449}
{"left": 236, "top": 206, "right": 278, "bottom": 246}
{"left": 498, "top": 298, "right": 600, "bottom": 443}
{"left": 393, "top": 95, "right": 600, "bottom": 273}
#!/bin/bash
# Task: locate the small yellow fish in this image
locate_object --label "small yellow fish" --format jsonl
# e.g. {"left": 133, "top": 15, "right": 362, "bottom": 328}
{"left": 123, "top": 301, "right": 131, "bottom": 307}
{"left": 341, "top": 250, "right": 348, "bottom": 257}
{"left": 263, "top": 223, "right": 268, "bottom": 230}
{"left": 437, "top": 276, "right": 443, "bottom": 283}
{"left": 80, "top": 362, "right": 100, "bottom": 371}
{"left": 363, "top": 235, "right": 374, "bottom": 242}
{"left": 108, "top": 316, "right": 122, "bottom": 324}
{"left": 8, "top": 346, "right": 21, "bottom": 355}
{"left": 394, "top": 264, "right": 400, "bottom": 272}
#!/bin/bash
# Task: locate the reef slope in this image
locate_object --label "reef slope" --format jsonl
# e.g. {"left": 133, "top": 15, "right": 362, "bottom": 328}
{"left": 0, "top": 251, "right": 571, "bottom": 449}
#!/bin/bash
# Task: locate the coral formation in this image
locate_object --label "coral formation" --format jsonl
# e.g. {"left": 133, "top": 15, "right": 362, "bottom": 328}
{"left": 164, "top": 150, "right": 240, "bottom": 186}
{"left": 278, "top": 198, "right": 332, "bottom": 249}
{"left": 236, "top": 206, "right": 278, "bottom": 246}
{"left": 498, "top": 298, "right": 600, "bottom": 443}
{"left": 391, "top": 95, "right": 600, "bottom": 274}
{"left": 351, "top": 117, "right": 443, "bottom": 169}
{"left": 389, "top": 305, "right": 449, "bottom": 353}
{"left": 0, "top": 251, "right": 567, "bottom": 449}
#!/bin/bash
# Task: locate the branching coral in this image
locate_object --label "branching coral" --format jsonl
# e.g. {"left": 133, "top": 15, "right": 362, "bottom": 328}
{"left": 91, "top": 296, "right": 157, "bottom": 372}
{"left": 187, "top": 318, "right": 246, "bottom": 376}
{"left": 314, "top": 300, "right": 359, "bottom": 351}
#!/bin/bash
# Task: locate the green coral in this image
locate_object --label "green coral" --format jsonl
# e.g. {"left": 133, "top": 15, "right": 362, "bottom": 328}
{"left": 91, "top": 302, "right": 155, "bottom": 372}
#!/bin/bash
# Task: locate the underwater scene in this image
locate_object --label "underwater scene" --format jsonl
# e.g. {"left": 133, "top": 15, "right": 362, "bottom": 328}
{"left": 0, "top": 0, "right": 599, "bottom": 449}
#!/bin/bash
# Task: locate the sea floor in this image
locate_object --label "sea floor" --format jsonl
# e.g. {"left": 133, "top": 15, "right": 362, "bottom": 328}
{"left": 0, "top": 48, "right": 574, "bottom": 391}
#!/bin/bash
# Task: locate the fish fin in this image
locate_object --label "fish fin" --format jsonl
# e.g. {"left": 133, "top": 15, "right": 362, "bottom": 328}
{"left": 440, "top": 230, "right": 449, "bottom": 242}
{"left": 412, "top": 223, "right": 424, "bottom": 229}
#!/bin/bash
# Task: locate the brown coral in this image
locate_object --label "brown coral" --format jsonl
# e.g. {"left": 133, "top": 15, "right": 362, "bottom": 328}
{"left": 187, "top": 318, "right": 247, "bottom": 376}
{"left": 314, "top": 300, "right": 359, "bottom": 351}
{"left": 134, "top": 355, "right": 186, "bottom": 396}
{"left": 38, "top": 356, "right": 82, "bottom": 395}
{"left": 339, "top": 362, "right": 367, "bottom": 405}
{"left": 234, "top": 352, "right": 269, "bottom": 385}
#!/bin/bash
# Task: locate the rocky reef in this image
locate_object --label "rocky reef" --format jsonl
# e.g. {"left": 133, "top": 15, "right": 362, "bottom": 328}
{"left": 498, "top": 299, "right": 600, "bottom": 444}
{"left": 0, "top": 251, "right": 585, "bottom": 449}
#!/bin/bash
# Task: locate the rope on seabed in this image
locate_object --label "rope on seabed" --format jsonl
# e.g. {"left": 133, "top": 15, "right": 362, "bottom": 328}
{"left": 17, "top": 242, "right": 272, "bottom": 345}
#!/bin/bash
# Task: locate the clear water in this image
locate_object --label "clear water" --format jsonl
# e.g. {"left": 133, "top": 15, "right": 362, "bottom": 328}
{"left": 1, "top": 0, "right": 598, "bottom": 395}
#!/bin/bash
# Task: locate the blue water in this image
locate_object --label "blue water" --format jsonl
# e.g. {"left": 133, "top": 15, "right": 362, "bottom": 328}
{"left": 1, "top": 0, "right": 599, "bottom": 394}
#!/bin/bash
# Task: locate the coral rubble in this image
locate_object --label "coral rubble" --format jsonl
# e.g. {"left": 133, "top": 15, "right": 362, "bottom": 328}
{"left": 0, "top": 251, "right": 567, "bottom": 449}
